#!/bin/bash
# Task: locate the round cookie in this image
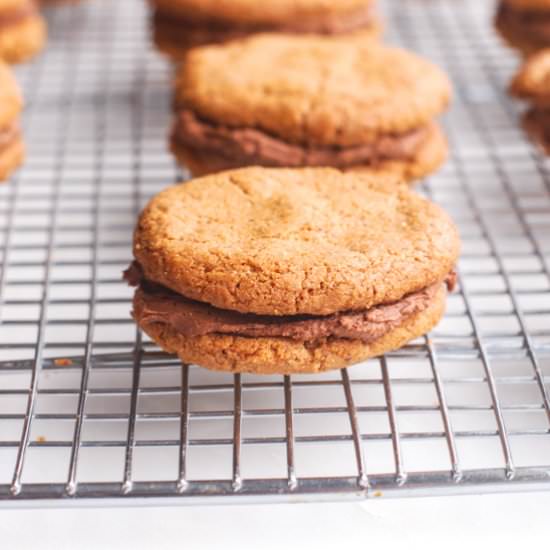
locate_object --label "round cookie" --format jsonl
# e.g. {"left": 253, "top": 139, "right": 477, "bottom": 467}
{"left": 178, "top": 35, "right": 450, "bottom": 147}
{"left": 0, "top": 61, "right": 24, "bottom": 181}
{"left": 0, "top": 0, "right": 46, "bottom": 64}
{"left": 139, "top": 286, "right": 447, "bottom": 374}
{"left": 172, "top": 34, "right": 451, "bottom": 180}
{"left": 134, "top": 167, "right": 460, "bottom": 316}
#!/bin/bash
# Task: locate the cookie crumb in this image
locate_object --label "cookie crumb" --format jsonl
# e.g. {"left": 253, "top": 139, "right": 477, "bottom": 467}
{"left": 54, "top": 358, "right": 73, "bottom": 366}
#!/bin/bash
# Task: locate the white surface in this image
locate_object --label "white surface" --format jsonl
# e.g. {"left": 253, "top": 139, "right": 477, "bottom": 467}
{"left": 2, "top": 494, "right": 550, "bottom": 549}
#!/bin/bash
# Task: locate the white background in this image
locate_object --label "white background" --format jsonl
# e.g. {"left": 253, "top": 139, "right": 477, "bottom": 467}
{"left": 3, "top": 493, "right": 550, "bottom": 549}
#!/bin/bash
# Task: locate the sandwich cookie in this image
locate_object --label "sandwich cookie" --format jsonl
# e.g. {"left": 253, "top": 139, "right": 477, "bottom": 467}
{"left": 0, "top": 61, "right": 24, "bottom": 180}
{"left": 125, "top": 167, "right": 460, "bottom": 375}
{"left": 172, "top": 34, "right": 452, "bottom": 183}
{"left": 151, "top": 0, "right": 380, "bottom": 61}
{"left": 0, "top": 0, "right": 45, "bottom": 64}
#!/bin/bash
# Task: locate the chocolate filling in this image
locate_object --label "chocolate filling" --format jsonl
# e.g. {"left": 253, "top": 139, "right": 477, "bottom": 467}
{"left": 173, "top": 109, "right": 430, "bottom": 169}
{"left": 154, "top": 4, "right": 376, "bottom": 46}
{"left": 125, "top": 262, "right": 456, "bottom": 344}
{"left": 0, "top": 4, "right": 37, "bottom": 28}
{"left": 498, "top": 3, "right": 550, "bottom": 43}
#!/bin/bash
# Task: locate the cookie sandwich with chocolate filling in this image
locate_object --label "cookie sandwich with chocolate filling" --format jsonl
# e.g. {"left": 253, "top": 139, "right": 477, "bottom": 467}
{"left": 0, "top": 0, "right": 45, "bottom": 64}
{"left": 151, "top": 0, "right": 380, "bottom": 62}
{"left": 125, "top": 167, "right": 460, "bottom": 375}
{"left": 172, "top": 34, "right": 452, "bottom": 183}
{"left": 0, "top": 61, "right": 24, "bottom": 180}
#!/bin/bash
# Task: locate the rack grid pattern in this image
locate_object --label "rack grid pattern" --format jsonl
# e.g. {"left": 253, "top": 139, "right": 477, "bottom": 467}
{"left": 1, "top": 0, "right": 550, "bottom": 505}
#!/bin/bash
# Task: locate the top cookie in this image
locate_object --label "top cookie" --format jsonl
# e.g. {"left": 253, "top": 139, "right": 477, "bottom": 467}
{"left": 134, "top": 167, "right": 460, "bottom": 316}
{"left": 510, "top": 48, "right": 550, "bottom": 105}
{"left": 153, "top": 0, "right": 374, "bottom": 24}
{"left": 177, "top": 34, "right": 451, "bottom": 148}
{"left": 0, "top": 62, "right": 22, "bottom": 128}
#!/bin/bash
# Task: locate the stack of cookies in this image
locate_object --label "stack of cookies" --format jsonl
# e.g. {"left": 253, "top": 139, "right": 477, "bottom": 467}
{"left": 171, "top": 34, "right": 451, "bottom": 182}
{"left": 150, "top": 0, "right": 380, "bottom": 62}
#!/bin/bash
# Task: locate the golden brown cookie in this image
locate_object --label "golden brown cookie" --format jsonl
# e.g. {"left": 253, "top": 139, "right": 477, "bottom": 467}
{"left": 495, "top": 0, "right": 550, "bottom": 54}
{"left": 127, "top": 167, "right": 459, "bottom": 374}
{"left": 151, "top": 0, "right": 381, "bottom": 62}
{"left": 0, "top": 0, "right": 46, "bottom": 64}
{"left": 133, "top": 167, "right": 459, "bottom": 315}
{"left": 0, "top": 61, "right": 24, "bottom": 181}
{"left": 171, "top": 34, "right": 451, "bottom": 182}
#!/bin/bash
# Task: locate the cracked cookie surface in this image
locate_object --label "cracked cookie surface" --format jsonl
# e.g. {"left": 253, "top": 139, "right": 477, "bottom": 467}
{"left": 134, "top": 167, "right": 460, "bottom": 316}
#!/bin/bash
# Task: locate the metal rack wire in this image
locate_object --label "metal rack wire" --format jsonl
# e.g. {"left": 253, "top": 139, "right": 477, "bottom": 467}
{"left": 0, "top": 0, "right": 549, "bottom": 505}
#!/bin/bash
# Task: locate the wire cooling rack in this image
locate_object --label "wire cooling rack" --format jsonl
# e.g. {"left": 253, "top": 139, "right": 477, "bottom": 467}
{"left": 0, "top": 0, "right": 550, "bottom": 506}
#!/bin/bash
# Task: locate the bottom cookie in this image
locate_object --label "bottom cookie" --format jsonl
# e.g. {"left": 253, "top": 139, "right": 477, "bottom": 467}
{"left": 138, "top": 286, "right": 447, "bottom": 375}
{"left": 171, "top": 123, "right": 448, "bottom": 183}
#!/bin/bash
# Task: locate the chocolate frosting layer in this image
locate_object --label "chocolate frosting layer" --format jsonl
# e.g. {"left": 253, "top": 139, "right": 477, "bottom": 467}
{"left": 173, "top": 109, "right": 430, "bottom": 169}
{"left": 499, "top": 3, "right": 550, "bottom": 41}
{"left": 125, "top": 262, "right": 456, "bottom": 343}
{"left": 155, "top": 4, "right": 376, "bottom": 36}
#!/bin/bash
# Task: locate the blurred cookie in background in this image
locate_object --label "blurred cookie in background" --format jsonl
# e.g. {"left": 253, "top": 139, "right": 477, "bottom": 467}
{"left": 496, "top": 0, "right": 550, "bottom": 54}
{"left": 510, "top": 48, "right": 550, "bottom": 152}
{"left": 171, "top": 34, "right": 451, "bottom": 182}
{"left": 151, "top": 0, "right": 380, "bottom": 62}
{"left": 0, "top": 0, "right": 45, "bottom": 63}
{"left": 0, "top": 61, "right": 24, "bottom": 180}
